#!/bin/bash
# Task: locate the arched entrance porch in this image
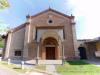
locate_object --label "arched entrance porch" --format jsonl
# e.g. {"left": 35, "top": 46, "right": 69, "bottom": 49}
{"left": 41, "top": 37, "right": 60, "bottom": 60}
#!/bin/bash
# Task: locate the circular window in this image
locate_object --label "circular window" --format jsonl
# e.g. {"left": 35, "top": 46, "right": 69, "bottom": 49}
{"left": 48, "top": 19, "right": 53, "bottom": 24}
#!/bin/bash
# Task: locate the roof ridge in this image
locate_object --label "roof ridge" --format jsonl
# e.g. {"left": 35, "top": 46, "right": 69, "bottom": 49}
{"left": 11, "top": 22, "right": 29, "bottom": 33}
{"left": 26, "top": 8, "right": 73, "bottom": 19}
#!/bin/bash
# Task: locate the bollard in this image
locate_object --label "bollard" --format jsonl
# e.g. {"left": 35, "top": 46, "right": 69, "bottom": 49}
{"left": 21, "top": 61, "right": 25, "bottom": 69}
{"left": 8, "top": 58, "right": 11, "bottom": 65}
{"left": 36, "top": 57, "right": 38, "bottom": 65}
{"left": 0, "top": 57, "right": 2, "bottom": 62}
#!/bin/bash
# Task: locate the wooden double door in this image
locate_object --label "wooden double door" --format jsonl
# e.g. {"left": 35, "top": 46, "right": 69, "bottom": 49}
{"left": 46, "top": 47, "right": 55, "bottom": 60}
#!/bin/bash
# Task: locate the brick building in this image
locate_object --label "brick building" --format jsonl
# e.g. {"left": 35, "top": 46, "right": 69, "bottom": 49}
{"left": 3, "top": 8, "right": 77, "bottom": 64}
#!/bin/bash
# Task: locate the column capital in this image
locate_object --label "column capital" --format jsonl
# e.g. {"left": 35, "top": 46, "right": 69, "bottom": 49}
{"left": 61, "top": 40, "right": 65, "bottom": 44}
{"left": 37, "top": 42, "right": 40, "bottom": 45}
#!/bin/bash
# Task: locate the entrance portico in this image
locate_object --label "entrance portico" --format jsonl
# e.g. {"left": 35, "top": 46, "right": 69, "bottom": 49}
{"left": 41, "top": 37, "right": 59, "bottom": 60}
{"left": 36, "top": 27, "right": 64, "bottom": 60}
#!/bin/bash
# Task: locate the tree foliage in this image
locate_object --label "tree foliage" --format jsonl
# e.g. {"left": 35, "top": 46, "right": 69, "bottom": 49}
{"left": 0, "top": 34, "right": 4, "bottom": 48}
{"left": 0, "top": 0, "right": 9, "bottom": 9}
{"left": 0, "top": 34, "right": 2, "bottom": 41}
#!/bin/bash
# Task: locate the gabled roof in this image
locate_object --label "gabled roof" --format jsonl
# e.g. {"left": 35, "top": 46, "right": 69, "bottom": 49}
{"left": 10, "top": 8, "right": 74, "bottom": 33}
{"left": 26, "top": 8, "right": 74, "bottom": 19}
{"left": 8, "top": 22, "right": 29, "bottom": 33}
{"left": 13, "top": 22, "right": 29, "bottom": 32}
{"left": 85, "top": 37, "right": 100, "bottom": 43}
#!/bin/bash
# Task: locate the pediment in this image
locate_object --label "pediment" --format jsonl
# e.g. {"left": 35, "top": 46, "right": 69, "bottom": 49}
{"left": 28, "top": 8, "right": 73, "bottom": 26}
{"left": 27, "top": 8, "right": 72, "bottom": 19}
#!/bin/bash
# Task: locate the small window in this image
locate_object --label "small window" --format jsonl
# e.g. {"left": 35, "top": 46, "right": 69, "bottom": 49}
{"left": 48, "top": 19, "right": 53, "bottom": 24}
{"left": 15, "top": 51, "right": 21, "bottom": 56}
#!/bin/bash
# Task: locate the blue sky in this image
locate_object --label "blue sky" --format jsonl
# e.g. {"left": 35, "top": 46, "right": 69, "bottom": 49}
{"left": 0, "top": 0, "right": 100, "bottom": 39}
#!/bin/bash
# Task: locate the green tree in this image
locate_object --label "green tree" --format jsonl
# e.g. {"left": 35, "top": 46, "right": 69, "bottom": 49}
{"left": 0, "top": 34, "right": 2, "bottom": 41}
{"left": 0, "top": 34, "right": 4, "bottom": 48}
{"left": 0, "top": 0, "right": 9, "bottom": 9}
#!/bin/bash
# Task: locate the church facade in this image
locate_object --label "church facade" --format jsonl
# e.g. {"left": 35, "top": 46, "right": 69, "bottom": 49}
{"left": 3, "top": 8, "right": 77, "bottom": 64}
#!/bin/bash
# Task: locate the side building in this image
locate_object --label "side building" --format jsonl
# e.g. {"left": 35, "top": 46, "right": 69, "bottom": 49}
{"left": 77, "top": 38, "right": 100, "bottom": 60}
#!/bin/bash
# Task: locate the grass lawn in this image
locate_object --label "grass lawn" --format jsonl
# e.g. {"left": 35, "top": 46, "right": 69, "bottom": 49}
{"left": 0, "top": 40, "right": 4, "bottom": 48}
{"left": 56, "top": 60, "right": 100, "bottom": 75}
{"left": 0, "top": 61, "right": 46, "bottom": 73}
{"left": 0, "top": 61, "right": 28, "bottom": 73}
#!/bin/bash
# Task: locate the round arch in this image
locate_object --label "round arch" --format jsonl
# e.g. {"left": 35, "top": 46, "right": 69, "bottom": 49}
{"left": 41, "top": 37, "right": 60, "bottom": 60}
{"left": 41, "top": 30, "right": 62, "bottom": 43}
{"left": 43, "top": 37, "right": 58, "bottom": 46}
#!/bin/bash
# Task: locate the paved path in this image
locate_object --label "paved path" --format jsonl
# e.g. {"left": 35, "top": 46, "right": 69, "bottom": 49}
{"left": 24, "top": 72, "right": 47, "bottom": 75}
{"left": 0, "top": 65, "right": 47, "bottom": 75}
{"left": 0, "top": 61, "right": 60, "bottom": 75}
{"left": 86, "top": 59, "right": 100, "bottom": 67}
{"left": 0, "top": 65, "right": 19, "bottom": 75}
{"left": 46, "top": 65, "right": 60, "bottom": 75}
{"left": 46, "top": 65, "right": 56, "bottom": 73}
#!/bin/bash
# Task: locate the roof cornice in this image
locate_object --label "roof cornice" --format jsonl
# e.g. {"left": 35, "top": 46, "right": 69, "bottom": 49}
{"left": 26, "top": 8, "right": 74, "bottom": 19}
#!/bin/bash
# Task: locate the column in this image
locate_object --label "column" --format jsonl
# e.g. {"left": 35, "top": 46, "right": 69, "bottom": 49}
{"left": 72, "top": 24, "right": 79, "bottom": 58}
{"left": 57, "top": 46, "right": 60, "bottom": 59}
{"left": 62, "top": 41, "right": 65, "bottom": 65}
{"left": 42, "top": 46, "right": 46, "bottom": 60}
{"left": 4, "top": 31, "right": 12, "bottom": 59}
{"left": 23, "top": 25, "right": 29, "bottom": 60}
{"left": 36, "top": 42, "right": 39, "bottom": 64}
{"left": 23, "top": 16, "right": 31, "bottom": 60}
{"left": 37, "top": 42, "right": 39, "bottom": 60}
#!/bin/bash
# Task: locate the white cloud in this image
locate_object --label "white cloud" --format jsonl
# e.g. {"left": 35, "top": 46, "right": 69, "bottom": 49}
{"left": 67, "top": 0, "right": 100, "bottom": 39}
